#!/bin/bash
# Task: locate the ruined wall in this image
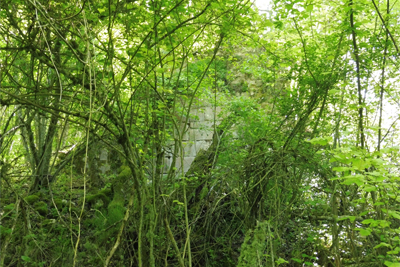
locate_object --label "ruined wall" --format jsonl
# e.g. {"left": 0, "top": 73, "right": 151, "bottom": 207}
{"left": 81, "top": 50, "right": 275, "bottom": 178}
{"left": 163, "top": 104, "right": 223, "bottom": 174}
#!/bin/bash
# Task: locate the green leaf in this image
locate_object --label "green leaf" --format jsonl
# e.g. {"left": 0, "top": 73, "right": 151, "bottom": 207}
{"left": 359, "top": 211, "right": 369, "bottom": 216}
{"left": 371, "top": 158, "right": 385, "bottom": 166}
{"left": 173, "top": 200, "right": 184, "bottom": 205}
{"left": 379, "top": 220, "right": 391, "bottom": 228}
{"left": 292, "top": 258, "right": 302, "bottom": 263}
{"left": 341, "top": 174, "right": 365, "bottom": 186}
{"left": 306, "top": 5, "right": 313, "bottom": 12}
{"left": 363, "top": 185, "right": 376, "bottom": 192}
{"left": 347, "top": 215, "right": 356, "bottom": 222}
{"left": 285, "top": 4, "right": 293, "bottom": 10}
{"left": 276, "top": 258, "right": 289, "bottom": 265}
{"left": 354, "top": 197, "right": 366, "bottom": 204}
{"left": 374, "top": 242, "right": 392, "bottom": 249}
{"left": 358, "top": 228, "right": 372, "bottom": 237}
{"left": 388, "top": 210, "right": 400, "bottom": 219}
{"left": 307, "top": 137, "right": 332, "bottom": 145}
{"left": 156, "top": 68, "right": 166, "bottom": 74}
{"left": 332, "top": 166, "right": 352, "bottom": 172}
{"left": 265, "top": 20, "right": 274, "bottom": 27}
{"left": 361, "top": 219, "right": 375, "bottom": 225}
{"left": 384, "top": 261, "right": 400, "bottom": 267}
{"left": 274, "top": 20, "right": 283, "bottom": 29}
{"left": 21, "top": 256, "right": 32, "bottom": 262}
{"left": 337, "top": 215, "right": 356, "bottom": 222}
{"left": 0, "top": 226, "right": 12, "bottom": 234}
{"left": 127, "top": 48, "right": 136, "bottom": 56}
{"left": 387, "top": 247, "right": 400, "bottom": 255}
{"left": 328, "top": 89, "right": 340, "bottom": 95}
{"left": 352, "top": 158, "right": 370, "bottom": 170}
{"left": 368, "top": 171, "right": 382, "bottom": 176}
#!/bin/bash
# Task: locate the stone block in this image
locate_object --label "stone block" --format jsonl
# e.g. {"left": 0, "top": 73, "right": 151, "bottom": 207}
{"left": 216, "top": 106, "right": 222, "bottom": 113}
{"left": 175, "top": 157, "right": 195, "bottom": 173}
{"left": 196, "top": 112, "right": 205, "bottom": 122}
{"left": 182, "top": 129, "right": 190, "bottom": 141}
{"left": 175, "top": 123, "right": 190, "bottom": 140}
{"left": 99, "top": 163, "right": 110, "bottom": 174}
{"left": 196, "top": 140, "right": 212, "bottom": 153}
{"left": 182, "top": 142, "right": 197, "bottom": 157}
{"left": 174, "top": 110, "right": 188, "bottom": 122}
{"left": 196, "top": 129, "right": 213, "bottom": 141}
{"left": 191, "top": 98, "right": 208, "bottom": 108}
{"left": 189, "top": 129, "right": 197, "bottom": 140}
{"left": 185, "top": 157, "right": 195, "bottom": 171}
{"left": 190, "top": 121, "right": 216, "bottom": 130}
{"left": 163, "top": 157, "right": 172, "bottom": 173}
{"left": 189, "top": 108, "right": 200, "bottom": 122}
{"left": 180, "top": 128, "right": 191, "bottom": 141}
{"left": 189, "top": 121, "right": 201, "bottom": 129}
{"left": 100, "top": 149, "right": 108, "bottom": 161}
{"left": 178, "top": 122, "right": 190, "bottom": 134}
{"left": 231, "top": 130, "right": 239, "bottom": 139}
{"left": 174, "top": 157, "right": 183, "bottom": 172}
{"left": 204, "top": 106, "right": 215, "bottom": 121}
{"left": 164, "top": 139, "right": 174, "bottom": 151}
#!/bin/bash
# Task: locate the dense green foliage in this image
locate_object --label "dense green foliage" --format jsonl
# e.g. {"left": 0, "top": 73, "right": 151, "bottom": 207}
{"left": 1, "top": 0, "right": 400, "bottom": 266}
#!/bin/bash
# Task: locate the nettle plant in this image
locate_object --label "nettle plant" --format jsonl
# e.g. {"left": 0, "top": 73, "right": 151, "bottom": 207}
{"left": 320, "top": 141, "right": 400, "bottom": 265}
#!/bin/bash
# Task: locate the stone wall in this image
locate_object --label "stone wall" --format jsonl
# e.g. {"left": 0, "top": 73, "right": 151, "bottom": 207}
{"left": 75, "top": 104, "right": 223, "bottom": 179}
{"left": 79, "top": 51, "right": 271, "bottom": 178}
{"left": 163, "top": 104, "right": 222, "bottom": 174}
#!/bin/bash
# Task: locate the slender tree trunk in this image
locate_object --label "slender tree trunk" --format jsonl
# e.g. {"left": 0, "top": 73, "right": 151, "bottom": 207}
{"left": 378, "top": 0, "right": 390, "bottom": 152}
{"left": 349, "top": 0, "right": 365, "bottom": 149}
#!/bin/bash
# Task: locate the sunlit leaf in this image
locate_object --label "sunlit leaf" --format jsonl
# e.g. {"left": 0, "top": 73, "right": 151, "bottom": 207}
{"left": 359, "top": 211, "right": 369, "bottom": 216}
{"left": 374, "top": 242, "right": 391, "bottom": 249}
{"left": 265, "top": 20, "right": 274, "bottom": 27}
{"left": 361, "top": 219, "right": 375, "bottom": 225}
{"left": 388, "top": 210, "right": 400, "bottom": 220}
{"left": 363, "top": 185, "right": 376, "bottom": 192}
{"left": 276, "top": 258, "right": 289, "bottom": 265}
{"left": 337, "top": 215, "right": 356, "bottom": 222}
{"left": 292, "top": 258, "right": 302, "bottom": 263}
{"left": 21, "top": 256, "right": 31, "bottom": 262}
{"left": 384, "top": 261, "right": 400, "bottom": 267}
{"left": 332, "top": 166, "right": 352, "bottom": 172}
{"left": 328, "top": 89, "right": 340, "bottom": 95}
{"left": 387, "top": 247, "right": 400, "bottom": 255}
{"left": 357, "top": 228, "right": 372, "bottom": 237}
{"left": 341, "top": 174, "right": 365, "bottom": 186}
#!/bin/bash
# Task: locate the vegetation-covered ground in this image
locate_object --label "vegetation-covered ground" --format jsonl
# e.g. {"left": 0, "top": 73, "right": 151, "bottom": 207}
{"left": 1, "top": 0, "right": 400, "bottom": 266}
